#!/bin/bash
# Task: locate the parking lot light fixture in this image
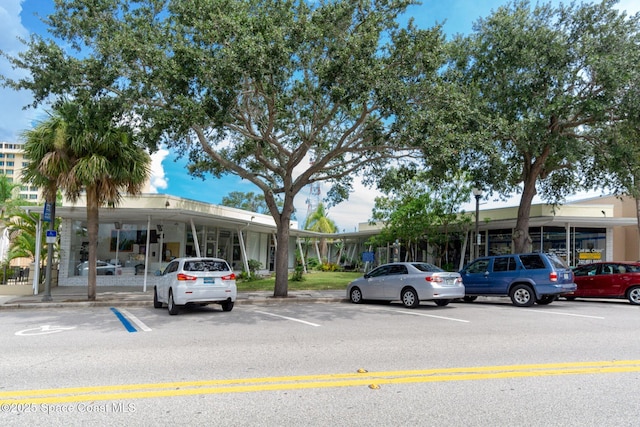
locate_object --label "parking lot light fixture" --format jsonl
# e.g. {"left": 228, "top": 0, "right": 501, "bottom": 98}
{"left": 472, "top": 188, "right": 483, "bottom": 259}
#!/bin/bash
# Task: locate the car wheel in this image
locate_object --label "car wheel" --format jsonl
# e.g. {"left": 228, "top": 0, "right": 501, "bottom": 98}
{"left": 510, "top": 284, "right": 535, "bottom": 307}
{"left": 536, "top": 295, "right": 556, "bottom": 305}
{"left": 167, "top": 290, "right": 179, "bottom": 315}
{"left": 349, "top": 287, "right": 363, "bottom": 304}
{"left": 435, "top": 299, "right": 451, "bottom": 307}
{"left": 627, "top": 286, "right": 640, "bottom": 305}
{"left": 221, "top": 300, "right": 234, "bottom": 312}
{"left": 153, "top": 287, "right": 162, "bottom": 309}
{"left": 401, "top": 288, "right": 419, "bottom": 308}
{"left": 463, "top": 296, "right": 477, "bottom": 303}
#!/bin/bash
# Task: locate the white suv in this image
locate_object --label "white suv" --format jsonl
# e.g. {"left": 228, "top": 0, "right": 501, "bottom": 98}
{"left": 154, "top": 257, "right": 237, "bottom": 315}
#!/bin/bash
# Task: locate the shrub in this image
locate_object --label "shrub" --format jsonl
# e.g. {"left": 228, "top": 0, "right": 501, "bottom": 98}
{"left": 240, "top": 259, "right": 263, "bottom": 281}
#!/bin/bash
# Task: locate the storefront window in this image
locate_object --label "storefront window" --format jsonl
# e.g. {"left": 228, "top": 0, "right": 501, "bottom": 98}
{"left": 487, "top": 229, "right": 512, "bottom": 256}
{"left": 573, "top": 227, "right": 606, "bottom": 265}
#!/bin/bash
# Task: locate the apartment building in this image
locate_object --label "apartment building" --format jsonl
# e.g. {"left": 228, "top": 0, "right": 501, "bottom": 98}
{"left": 0, "top": 141, "right": 40, "bottom": 202}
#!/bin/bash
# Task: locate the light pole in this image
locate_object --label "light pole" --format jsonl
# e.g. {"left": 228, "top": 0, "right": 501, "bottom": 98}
{"left": 114, "top": 222, "right": 121, "bottom": 274}
{"left": 472, "top": 188, "right": 483, "bottom": 260}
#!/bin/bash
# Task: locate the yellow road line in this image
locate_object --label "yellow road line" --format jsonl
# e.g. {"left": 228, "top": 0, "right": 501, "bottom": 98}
{"left": 2, "top": 359, "right": 639, "bottom": 404}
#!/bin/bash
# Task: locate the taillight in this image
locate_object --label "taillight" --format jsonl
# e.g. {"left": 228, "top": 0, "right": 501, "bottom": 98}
{"left": 426, "top": 276, "right": 443, "bottom": 283}
{"left": 177, "top": 273, "right": 197, "bottom": 281}
{"left": 549, "top": 272, "right": 558, "bottom": 282}
{"left": 222, "top": 273, "right": 236, "bottom": 280}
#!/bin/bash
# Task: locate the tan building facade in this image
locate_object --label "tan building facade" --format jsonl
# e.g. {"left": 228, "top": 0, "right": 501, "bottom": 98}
{"left": 0, "top": 141, "right": 40, "bottom": 201}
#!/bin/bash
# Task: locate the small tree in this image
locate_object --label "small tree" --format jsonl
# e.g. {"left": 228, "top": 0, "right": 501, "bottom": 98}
{"left": 371, "top": 172, "right": 472, "bottom": 267}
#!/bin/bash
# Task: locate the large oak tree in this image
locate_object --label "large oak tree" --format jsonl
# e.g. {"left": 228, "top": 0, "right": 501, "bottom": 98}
{"left": 2, "top": 0, "right": 452, "bottom": 296}
{"left": 448, "top": 0, "right": 640, "bottom": 253}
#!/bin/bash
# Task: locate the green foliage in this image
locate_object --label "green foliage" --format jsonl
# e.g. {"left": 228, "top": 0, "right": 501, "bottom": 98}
{"left": 370, "top": 171, "right": 472, "bottom": 266}
{"left": 446, "top": 0, "right": 640, "bottom": 252}
{"left": 5, "top": 209, "right": 60, "bottom": 263}
{"left": 290, "top": 250, "right": 305, "bottom": 282}
{"left": 306, "top": 257, "right": 321, "bottom": 270}
{"left": 319, "top": 262, "right": 340, "bottom": 272}
{"left": 18, "top": 100, "right": 152, "bottom": 300}
{"left": 221, "top": 192, "right": 279, "bottom": 215}
{"left": 240, "top": 259, "right": 264, "bottom": 281}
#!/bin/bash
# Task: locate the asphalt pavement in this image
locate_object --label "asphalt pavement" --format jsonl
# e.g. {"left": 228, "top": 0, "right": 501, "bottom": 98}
{"left": 0, "top": 285, "right": 347, "bottom": 309}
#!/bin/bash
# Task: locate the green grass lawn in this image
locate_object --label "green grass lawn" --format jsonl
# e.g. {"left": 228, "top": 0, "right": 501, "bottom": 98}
{"left": 236, "top": 271, "right": 362, "bottom": 292}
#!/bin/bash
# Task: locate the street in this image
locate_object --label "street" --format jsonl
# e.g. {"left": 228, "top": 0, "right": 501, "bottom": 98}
{"left": 1, "top": 298, "right": 639, "bottom": 426}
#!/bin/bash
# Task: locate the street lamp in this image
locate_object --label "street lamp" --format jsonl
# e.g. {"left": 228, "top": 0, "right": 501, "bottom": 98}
{"left": 114, "top": 222, "right": 121, "bottom": 274}
{"left": 472, "top": 188, "right": 483, "bottom": 259}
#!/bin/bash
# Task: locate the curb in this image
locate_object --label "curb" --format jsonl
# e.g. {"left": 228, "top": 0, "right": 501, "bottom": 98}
{"left": 0, "top": 297, "right": 348, "bottom": 310}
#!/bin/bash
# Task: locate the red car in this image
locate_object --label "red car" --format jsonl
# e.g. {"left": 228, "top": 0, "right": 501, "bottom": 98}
{"left": 570, "top": 262, "right": 640, "bottom": 305}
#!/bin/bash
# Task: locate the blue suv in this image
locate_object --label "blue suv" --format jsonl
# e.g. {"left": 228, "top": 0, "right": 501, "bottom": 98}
{"left": 459, "top": 253, "right": 577, "bottom": 307}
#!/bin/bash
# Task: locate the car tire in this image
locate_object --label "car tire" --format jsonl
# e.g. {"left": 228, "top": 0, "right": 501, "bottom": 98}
{"left": 221, "top": 300, "right": 234, "bottom": 312}
{"left": 153, "top": 287, "right": 162, "bottom": 309}
{"left": 463, "top": 296, "right": 477, "bottom": 303}
{"left": 349, "top": 287, "right": 363, "bottom": 304}
{"left": 536, "top": 295, "right": 556, "bottom": 305}
{"left": 510, "top": 284, "right": 535, "bottom": 307}
{"left": 627, "top": 286, "right": 640, "bottom": 305}
{"left": 401, "top": 288, "right": 419, "bottom": 308}
{"left": 435, "top": 299, "right": 451, "bottom": 307}
{"left": 168, "top": 289, "right": 179, "bottom": 315}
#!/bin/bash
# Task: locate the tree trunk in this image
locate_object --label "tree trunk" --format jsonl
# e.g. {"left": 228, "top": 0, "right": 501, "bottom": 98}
{"left": 273, "top": 222, "right": 290, "bottom": 297}
{"left": 86, "top": 188, "right": 99, "bottom": 301}
{"left": 513, "top": 176, "right": 537, "bottom": 253}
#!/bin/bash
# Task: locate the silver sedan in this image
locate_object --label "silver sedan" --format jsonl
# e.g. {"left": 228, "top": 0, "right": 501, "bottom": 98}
{"left": 347, "top": 262, "right": 465, "bottom": 308}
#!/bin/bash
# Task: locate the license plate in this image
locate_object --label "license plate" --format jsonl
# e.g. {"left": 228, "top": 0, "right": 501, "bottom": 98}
{"left": 564, "top": 273, "right": 569, "bottom": 280}
{"left": 203, "top": 277, "right": 215, "bottom": 284}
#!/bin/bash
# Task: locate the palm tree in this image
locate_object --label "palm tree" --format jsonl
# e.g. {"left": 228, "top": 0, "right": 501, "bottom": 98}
{"left": 303, "top": 203, "right": 338, "bottom": 263}
{"left": 21, "top": 100, "right": 151, "bottom": 300}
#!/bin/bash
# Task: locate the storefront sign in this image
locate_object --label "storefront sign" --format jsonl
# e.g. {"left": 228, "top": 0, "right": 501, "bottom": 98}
{"left": 577, "top": 249, "right": 603, "bottom": 260}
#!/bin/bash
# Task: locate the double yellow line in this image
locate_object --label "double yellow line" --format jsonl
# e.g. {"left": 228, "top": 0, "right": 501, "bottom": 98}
{"left": 2, "top": 359, "right": 640, "bottom": 405}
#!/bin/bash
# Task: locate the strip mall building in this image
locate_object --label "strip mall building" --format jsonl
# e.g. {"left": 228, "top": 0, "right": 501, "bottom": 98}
{"left": 44, "top": 193, "right": 639, "bottom": 287}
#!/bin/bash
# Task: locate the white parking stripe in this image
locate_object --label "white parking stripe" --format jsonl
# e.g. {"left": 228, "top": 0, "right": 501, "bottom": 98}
{"left": 255, "top": 311, "right": 321, "bottom": 327}
{"left": 529, "top": 310, "right": 605, "bottom": 319}
{"left": 120, "top": 309, "right": 153, "bottom": 331}
{"left": 394, "top": 309, "right": 470, "bottom": 323}
{"left": 368, "top": 307, "right": 470, "bottom": 323}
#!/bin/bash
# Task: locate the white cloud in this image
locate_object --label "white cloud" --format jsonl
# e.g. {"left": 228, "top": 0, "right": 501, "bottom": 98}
{"left": 148, "top": 148, "right": 169, "bottom": 193}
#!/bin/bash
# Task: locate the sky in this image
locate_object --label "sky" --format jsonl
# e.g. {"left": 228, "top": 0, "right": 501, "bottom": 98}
{"left": 1, "top": 0, "right": 639, "bottom": 231}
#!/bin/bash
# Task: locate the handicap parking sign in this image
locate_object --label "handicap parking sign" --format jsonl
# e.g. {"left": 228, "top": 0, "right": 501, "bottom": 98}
{"left": 46, "top": 230, "right": 57, "bottom": 244}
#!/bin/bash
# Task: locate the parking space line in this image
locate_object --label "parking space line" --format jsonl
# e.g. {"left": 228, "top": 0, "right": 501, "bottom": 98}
{"left": 529, "top": 310, "right": 604, "bottom": 319}
{"left": 254, "top": 310, "right": 321, "bottom": 327}
{"left": 368, "top": 307, "right": 470, "bottom": 323}
{"left": 119, "top": 309, "right": 152, "bottom": 331}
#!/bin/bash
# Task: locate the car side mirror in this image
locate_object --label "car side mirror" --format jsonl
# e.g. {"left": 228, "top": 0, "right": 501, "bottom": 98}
{"left": 364, "top": 273, "right": 370, "bottom": 279}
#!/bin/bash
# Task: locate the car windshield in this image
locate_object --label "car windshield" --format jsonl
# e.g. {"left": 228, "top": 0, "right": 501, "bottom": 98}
{"left": 412, "top": 263, "right": 444, "bottom": 272}
{"left": 184, "top": 260, "right": 229, "bottom": 272}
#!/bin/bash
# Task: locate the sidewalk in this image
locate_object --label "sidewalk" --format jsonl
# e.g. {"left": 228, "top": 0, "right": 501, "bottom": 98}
{"left": 0, "top": 286, "right": 347, "bottom": 309}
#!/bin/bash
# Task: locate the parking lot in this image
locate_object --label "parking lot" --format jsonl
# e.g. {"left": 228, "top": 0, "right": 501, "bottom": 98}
{"left": 2, "top": 298, "right": 639, "bottom": 425}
